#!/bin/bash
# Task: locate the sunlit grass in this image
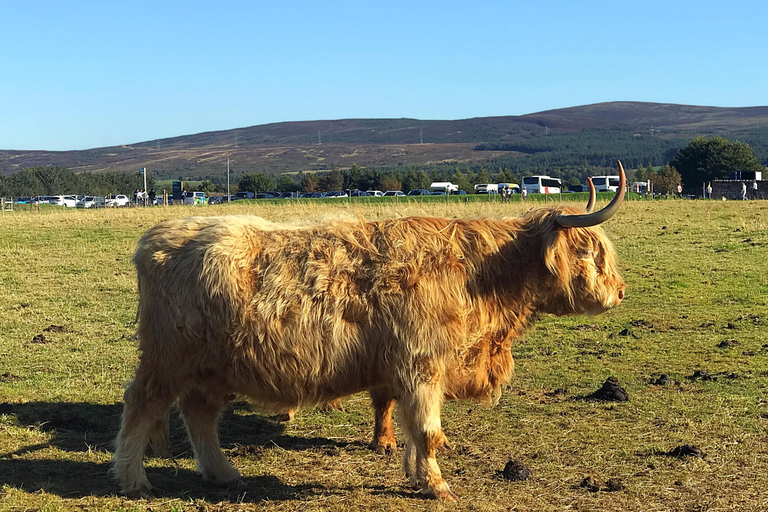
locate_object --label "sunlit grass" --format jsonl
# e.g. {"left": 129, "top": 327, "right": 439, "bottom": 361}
{"left": 0, "top": 198, "right": 767, "bottom": 511}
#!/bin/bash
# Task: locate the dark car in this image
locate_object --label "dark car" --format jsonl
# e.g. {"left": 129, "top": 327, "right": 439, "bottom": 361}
{"left": 567, "top": 184, "right": 590, "bottom": 193}
{"left": 449, "top": 190, "right": 467, "bottom": 195}
{"left": 208, "top": 196, "right": 223, "bottom": 205}
{"left": 406, "top": 189, "right": 431, "bottom": 196}
{"left": 255, "top": 193, "right": 277, "bottom": 199}
{"left": 350, "top": 190, "right": 371, "bottom": 197}
{"left": 232, "top": 191, "right": 255, "bottom": 201}
{"left": 278, "top": 192, "right": 303, "bottom": 199}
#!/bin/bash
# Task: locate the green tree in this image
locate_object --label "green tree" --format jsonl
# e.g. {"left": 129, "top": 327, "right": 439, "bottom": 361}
{"left": 402, "top": 168, "right": 419, "bottom": 193}
{"left": 238, "top": 173, "right": 275, "bottom": 193}
{"left": 346, "top": 164, "right": 363, "bottom": 190}
{"left": 318, "top": 169, "right": 344, "bottom": 191}
{"left": 473, "top": 167, "right": 491, "bottom": 186}
{"left": 276, "top": 174, "right": 299, "bottom": 192}
{"left": 451, "top": 169, "right": 473, "bottom": 193}
{"left": 380, "top": 177, "right": 401, "bottom": 192}
{"left": 300, "top": 173, "right": 319, "bottom": 193}
{"left": 197, "top": 180, "right": 216, "bottom": 193}
{"left": 649, "top": 164, "right": 682, "bottom": 195}
{"left": 670, "top": 136, "right": 763, "bottom": 186}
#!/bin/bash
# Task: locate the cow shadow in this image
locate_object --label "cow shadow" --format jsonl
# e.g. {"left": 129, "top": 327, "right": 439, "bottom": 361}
{"left": 0, "top": 400, "right": 367, "bottom": 502}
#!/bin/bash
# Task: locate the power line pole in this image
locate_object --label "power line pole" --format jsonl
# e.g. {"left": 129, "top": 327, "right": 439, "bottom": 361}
{"left": 227, "top": 158, "right": 231, "bottom": 203}
{"left": 318, "top": 130, "right": 321, "bottom": 145}
{"left": 420, "top": 128, "right": 423, "bottom": 144}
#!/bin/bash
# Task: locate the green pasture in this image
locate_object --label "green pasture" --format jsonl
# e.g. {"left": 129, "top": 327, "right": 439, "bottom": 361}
{"left": 0, "top": 198, "right": 766, "bottom": 511}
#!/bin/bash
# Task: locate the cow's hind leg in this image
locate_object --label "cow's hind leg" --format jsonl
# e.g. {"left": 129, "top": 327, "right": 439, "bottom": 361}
{"left": 370, "top": 388, "right": 397, "bottom": 454}
{"left": 398, "top": 382, "right": 457, "bottom": 501}
{"left": 178, "top": 386, "right": 241, "bottom": 485}
{"left": 112, "top": 370, "right": 177, "bottom": 498}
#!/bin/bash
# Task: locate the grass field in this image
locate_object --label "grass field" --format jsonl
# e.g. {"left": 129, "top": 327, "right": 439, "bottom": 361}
{"left": 1, "top": 197, "right": 766, "bottom": 511}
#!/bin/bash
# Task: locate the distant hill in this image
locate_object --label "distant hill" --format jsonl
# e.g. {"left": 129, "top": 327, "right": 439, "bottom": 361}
{"left": 3, "top": 101, "right": 768, "bottom": 179}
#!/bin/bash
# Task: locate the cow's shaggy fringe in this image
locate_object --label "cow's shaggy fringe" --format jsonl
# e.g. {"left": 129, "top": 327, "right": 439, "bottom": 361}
{"left": 112, "top": 207, "right": 624, "bottom": 500}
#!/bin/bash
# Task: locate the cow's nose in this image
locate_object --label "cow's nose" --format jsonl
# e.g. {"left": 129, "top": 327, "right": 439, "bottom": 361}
{"left": 617, "top": 289, "right": 625, "bottom": 302}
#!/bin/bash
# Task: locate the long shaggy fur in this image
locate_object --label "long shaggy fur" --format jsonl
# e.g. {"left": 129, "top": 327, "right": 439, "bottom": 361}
{"left": 112, "top": 207, "right": 625, "bottom": 499}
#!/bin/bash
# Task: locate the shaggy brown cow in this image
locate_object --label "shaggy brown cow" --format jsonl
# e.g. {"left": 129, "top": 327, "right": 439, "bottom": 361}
{"left": 301, "top": 179, "right": 602, "bottom": 455}
{"left": 112, "top": 162, "right": 626, "bottom": 501}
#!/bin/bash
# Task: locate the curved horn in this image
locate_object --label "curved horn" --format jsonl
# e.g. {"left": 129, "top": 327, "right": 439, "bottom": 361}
{"left": 585, "top": 177, "right": 596, "bottom": 213}
{"left": 557, "top": 160, "right": 626, "bottom": 228}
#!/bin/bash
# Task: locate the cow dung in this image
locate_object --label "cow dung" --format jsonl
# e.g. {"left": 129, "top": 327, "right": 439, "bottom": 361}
{"left": 501, "top": 459, "right": 532, "bottom": 481}
{"left": 43, "top": 324, "right": 69, "bottom": 333}
{"left": 579, "top": 477, "right": 600, "bottom": 492}
{"left": 667, "top": 444, "right": 706, "bottom": 459}
{"left": 587, "top": 376, "right": 629, "bottom": 402}
{"left": 717, "top": 339, "right": 739, "bottom": 348}
{"left": 652, "top": 374, "right": 677, "bottom": 386}
{"left": 579, "top": 476, "right": 624, "bottom": 492}
{"left": 30, "top": 334, "right": 49, "bottom": 344}
{"left": 604, "top": 478, "right": 624, "bottom": 492}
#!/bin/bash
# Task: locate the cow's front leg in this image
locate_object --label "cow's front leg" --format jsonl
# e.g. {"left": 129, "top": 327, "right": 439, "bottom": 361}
{"left": 398, "top": 381, "right": 458, "bottom": 501}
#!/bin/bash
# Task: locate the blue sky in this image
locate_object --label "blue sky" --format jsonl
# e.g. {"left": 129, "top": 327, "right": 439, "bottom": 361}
{"left": 2, "top": 0, "right": 766, "bottom": 151}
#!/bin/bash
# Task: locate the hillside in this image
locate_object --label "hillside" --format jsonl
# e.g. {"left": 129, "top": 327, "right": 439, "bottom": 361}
{"left": 2, "top": 102, "right": 768, "bottom": 179}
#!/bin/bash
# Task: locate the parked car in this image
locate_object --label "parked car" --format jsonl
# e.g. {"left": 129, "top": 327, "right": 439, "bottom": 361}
{"left": 76, "top": 196, "right": 106, "bottom": 208}
{"left": 325, "top": 191, "right": 349, "bottom": 198}
{"left": 430, "top": 191, "right": 447, "bottom": 196}
{"left": 232, "top": 191, "right": 255, "bottom": 201}
{"left": 383, "top": 190, "right": 405, "bottom": 197}
{"left": 14, "top": 197, "right": 32, "bottom": 204}
{"left": 207, "top": 196, "right": 223, "bottom": 205}
{"left": 450, "top": 190, "right": 467, "bottom": 195}
{"left": 349, "top": 190, "right": 371, "bottom": 197}
{"left": 567, "top": 184, "right": 590, "bottom": 193}
{"left": 49, "top": 195, "right": 78, "bottom": 207}
{"left": 406, "top": 189, "right": 431, "bottom": 196}
{"left": 32, "top": 196, "right": 56, "bottom": 204}
{"left": 308, "top": 192, "right": 326, "bottom": 198}
{"left": 366, "top": 190, "right": 384, "bottom": 197}
{"left": 277, "top": 192, "right": 303, "bottom": 199}
{"left": 106, "top": 194, "right": 130, "bottom": 207}
{"left": 184, "top": 191, "right": 208, "bottom": 205}
{"left": 255, "top": 193, "right": 277, "bottom": 199}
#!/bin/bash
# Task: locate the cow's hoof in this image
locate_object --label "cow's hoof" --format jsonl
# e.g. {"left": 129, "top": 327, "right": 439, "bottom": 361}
{"left": 371, "top": 438, "right": 396, "bottom": 455}
{"left": 205, "top": 467, "right": 242, "bottom": 487}
{"left": 272, "top": 410, "right": 295, "bottom": 422}
{"left": 422, "top": 481, "right": 459, "bottom": 502}
{"left": 321, "top": 399, "right": 344, "bottom": 412}
{"left": 122, "top": 483, "right": 152, "bottom": 499}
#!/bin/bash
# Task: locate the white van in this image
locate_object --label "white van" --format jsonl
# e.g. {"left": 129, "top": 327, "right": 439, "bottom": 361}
{"left": 474, "top": 183, "right": 499, "bottom": 194}
{"left": 430, "top": 182, "right": 459, "bottom": 194}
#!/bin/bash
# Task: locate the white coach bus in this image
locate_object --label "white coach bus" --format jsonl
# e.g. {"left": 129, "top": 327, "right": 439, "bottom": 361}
{"left": 590, "top": 175, "right": 621, "bottom": 192}
{"left": 521, "top": 175, "right": 562, "bottom": 194}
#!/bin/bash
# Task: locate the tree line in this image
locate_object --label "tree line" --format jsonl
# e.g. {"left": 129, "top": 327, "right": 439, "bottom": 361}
{"left": 1, "top": 136, "right": 762, "bottom": 198}
{"left": 0, "top": 166, "right": 154, "bottom": 197}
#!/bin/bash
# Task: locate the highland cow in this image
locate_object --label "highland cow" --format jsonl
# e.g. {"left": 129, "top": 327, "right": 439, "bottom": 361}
{"left": 113, "top": 163, "right": 626, "bottom": 501}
